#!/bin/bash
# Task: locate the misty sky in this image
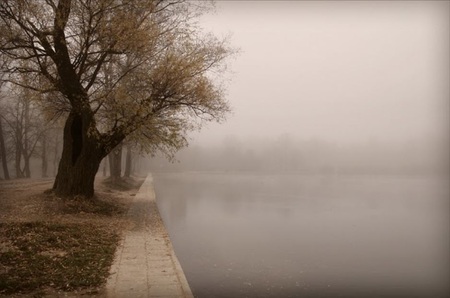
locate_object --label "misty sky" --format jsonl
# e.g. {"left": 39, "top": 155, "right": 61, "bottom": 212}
{"left": 190, "top": 1, "right": 449, "bottom": 146}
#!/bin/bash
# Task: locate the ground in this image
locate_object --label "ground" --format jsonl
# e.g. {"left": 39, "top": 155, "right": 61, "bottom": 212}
{"left": 0, "top": 175, "right": 144, "bottom": 297}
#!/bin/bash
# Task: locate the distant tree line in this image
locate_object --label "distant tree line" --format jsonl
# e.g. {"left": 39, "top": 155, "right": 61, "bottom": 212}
{"left": 0, "top": 63, "right": 62, "bottom": 180}
{"left": 148, "top": 134, "right": 449, "bottom": 176}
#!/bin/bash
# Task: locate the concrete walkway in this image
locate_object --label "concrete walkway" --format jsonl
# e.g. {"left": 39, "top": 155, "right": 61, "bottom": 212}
{"left": 105, "top": 174, "right": 194, "bottom": 298}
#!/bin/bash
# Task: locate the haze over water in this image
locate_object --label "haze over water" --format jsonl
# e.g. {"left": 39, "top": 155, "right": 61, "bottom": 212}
{"left": 152, "top": 1, "right": 449, "bottom": 297}
{"left": 154, "top": 173, "right": 449, "bottom": 297}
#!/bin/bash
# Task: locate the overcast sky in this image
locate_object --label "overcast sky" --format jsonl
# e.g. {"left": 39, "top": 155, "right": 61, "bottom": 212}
{"left": 190, "top": 1, "right": 449, "bottom": 146}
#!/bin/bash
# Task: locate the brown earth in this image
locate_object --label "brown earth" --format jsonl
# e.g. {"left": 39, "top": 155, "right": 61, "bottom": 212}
{"left": 0, "top": 175, "right": 144, "bottom": 297}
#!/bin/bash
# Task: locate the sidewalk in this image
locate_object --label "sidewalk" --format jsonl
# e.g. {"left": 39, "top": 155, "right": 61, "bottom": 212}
{"left": 105, "top": 174, "right": 194, "bottom": 298}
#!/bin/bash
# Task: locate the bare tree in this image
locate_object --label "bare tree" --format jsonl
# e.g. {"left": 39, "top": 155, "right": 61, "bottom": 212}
{"left": 1, "top": 0, "right": 233, "bottom": 197}
{"left": 41, "top": 131, "right": 48, "bottom": 178}
{"left": 0, "top": 115, "right": 9, "bottom": 180}
{"left": 1, "top": 86, "right": 46, "bottom": 178}
{"left": 0, "top": 59, "right": 11, "bottom": 180}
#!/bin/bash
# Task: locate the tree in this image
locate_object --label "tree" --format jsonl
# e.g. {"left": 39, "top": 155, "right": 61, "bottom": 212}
{"left": 41, "top": 131, "right": 48, "bottom": 178}
{"left": 108, "top": 140, "right": 135, "bottom": 181}
{"left": 0, "top": 60, "right": 10, "bottom": 180}
{"left": 38, "top": 124, "right": 63, "bottom": 178}
{"left": 1, "top": 85, "right": 45, "bottom": 178}
{"left": 108, "top": 142, "right": 122, "bottom": 184}
{"left": 0, "top": 115, "right": 10, "bottom": 180}
{"left": 123, "top": 143, "right": 133, "bottom": 178}
{"left": 1, "top": 0, "right": 232, "bottom": 197}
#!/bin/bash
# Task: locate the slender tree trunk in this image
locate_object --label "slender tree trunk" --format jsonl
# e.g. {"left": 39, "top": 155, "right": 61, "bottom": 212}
{"left": 102, "top": 157, "right": 107, "bottom": 177}
{"left": 15, "top": 132, "right": 24, "bottom": 178}
{"left": 0, "top": 117, "right": 10, "bottom": 180}
{"left": 108, "top": 142, "right": 122, "bottom": 184}
{"left": 53, "top": 131, "right": 59, "bottom": 177}
{"left": 42, "top": 133, "right": 48, "bottom": 178}
{"left": 53, "top": 112, "right": 106, "bottom": 198}
{"left": 23, "top": 99, "right": 31, "bottom": 178}
{"left": 124, "top": 144, "right": 132, "bottom": 178}
{"left": 24, "top": 155, "right": 31, "bottom": 178}
{"left": 108, "top": 152, "right": 113, "bottom": 177}
{"left": 134, "top": 155, "right": 141, "bottom": 175}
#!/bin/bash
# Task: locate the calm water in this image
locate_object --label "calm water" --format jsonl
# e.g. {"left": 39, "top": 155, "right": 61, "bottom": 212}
{"left": 154, "top": 173, "right": 449, "bottom": 298}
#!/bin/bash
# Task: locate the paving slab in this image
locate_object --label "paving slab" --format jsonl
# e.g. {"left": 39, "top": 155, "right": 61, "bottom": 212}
{"left": 105, "top": 174, "right": 193, "bottom": 298}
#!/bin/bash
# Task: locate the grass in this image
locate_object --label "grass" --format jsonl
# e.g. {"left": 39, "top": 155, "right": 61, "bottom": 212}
{"left": 0, "top": 221, "right": 119, "bottom": 296}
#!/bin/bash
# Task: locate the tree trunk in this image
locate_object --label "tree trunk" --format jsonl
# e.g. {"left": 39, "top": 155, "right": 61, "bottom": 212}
{"left": 124, "top": 144, "right": 132, "bottom": 178}
{"left": 41, "top": 133, "right": 48, "bottom": 178}
{"left": 23, "top": 99, "right": 31, "bottom": 178}
{"left": 108, "top": 142, "right": 122, "bottom": 184}
{"left": 24, "top": 155, "right": 31, "bottom": 178}
{"left": 53, "top": 130, "right": 60, "bottom": 177}
{"left": 15, "top": 133, "right": 24, "bottom": 178}
{"left": 133, "top": 155, "right": 141, "bottom": 175}
{"left": 102, "top": 157, "right": 107, "bottom": 177}
{"left": 0, "top": 117, "right": 10, "bottom": 180}
{"left": 52, "top": 112, "right": 105, "bottom": 198}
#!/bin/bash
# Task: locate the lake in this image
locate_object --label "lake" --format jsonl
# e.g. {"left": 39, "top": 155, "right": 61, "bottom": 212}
{"left": 154, "top": 172, "right": 449, "bottom": 298}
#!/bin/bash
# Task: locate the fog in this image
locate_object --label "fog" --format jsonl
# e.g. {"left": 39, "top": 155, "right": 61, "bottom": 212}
{"left": 146, "top": 1, "right": 449, "bottom": 175}
{"left": 154, "top": 173, "right": 449, "bottom": 297}
{"left": 150, "top": 2, "right": 449, "bottom": 297}
{"left": 186, "top": 1, "right": 449, "bottom": 153}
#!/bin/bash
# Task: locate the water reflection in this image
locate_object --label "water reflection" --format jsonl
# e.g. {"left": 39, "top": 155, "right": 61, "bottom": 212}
{"left": 154, "top": 173, "right": 449, "bottom": 298}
